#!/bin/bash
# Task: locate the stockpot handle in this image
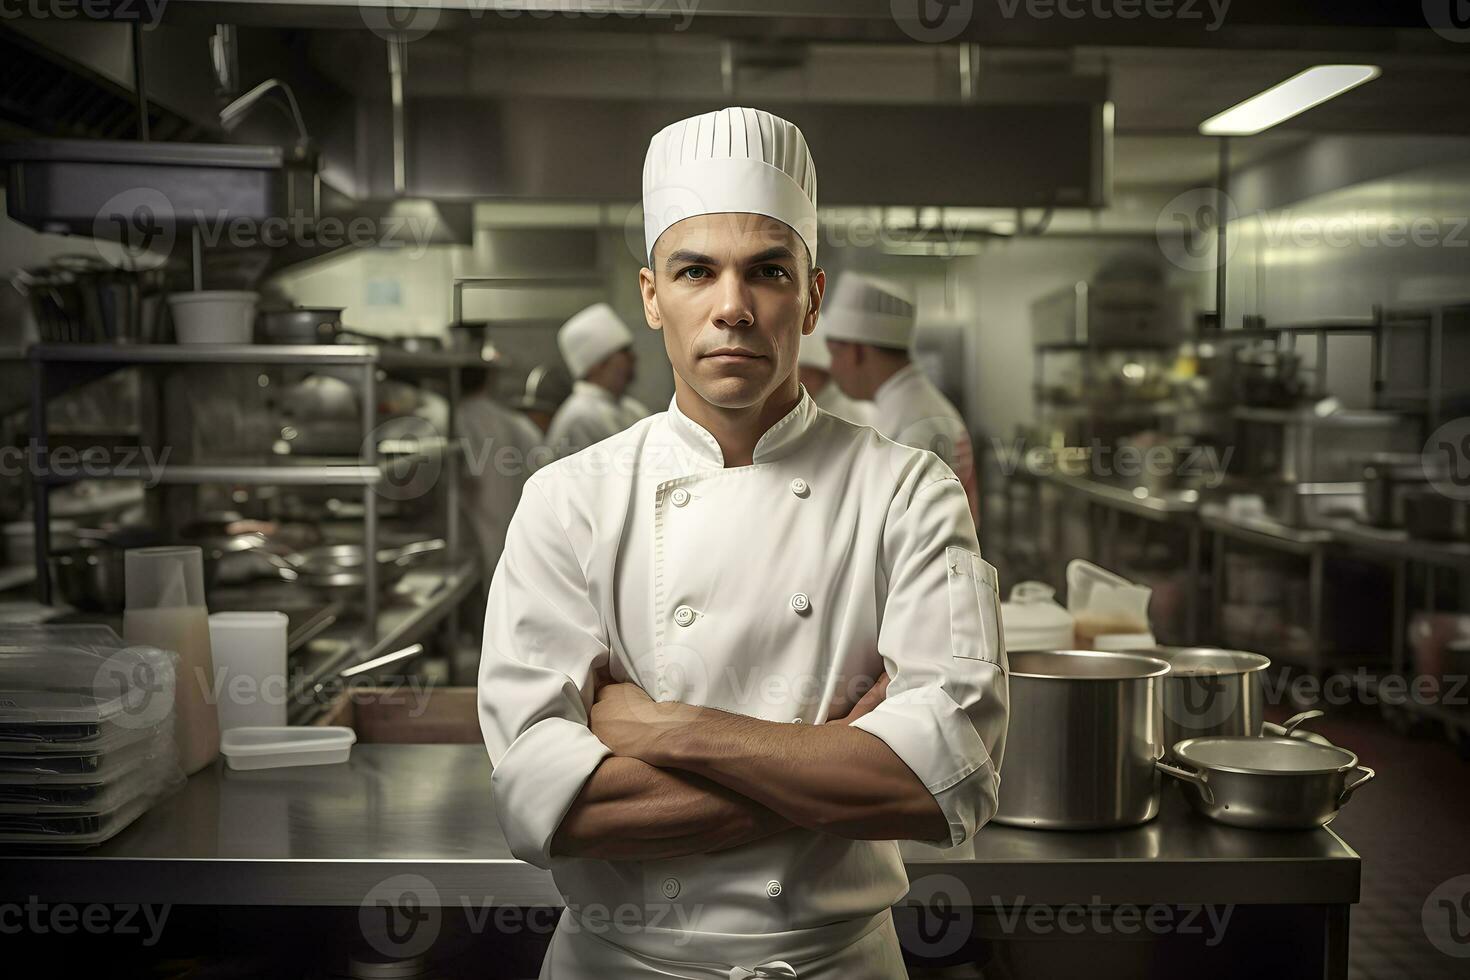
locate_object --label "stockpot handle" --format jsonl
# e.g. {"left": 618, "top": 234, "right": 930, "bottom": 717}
{"left": 1338, "top": 765, "right": 1376, "bottom": 806}
{"left": 1156, "top": 759, "right": 1215, "bottom": 805}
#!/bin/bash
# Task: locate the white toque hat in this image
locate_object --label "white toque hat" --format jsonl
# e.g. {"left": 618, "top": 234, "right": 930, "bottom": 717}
{"left": 821, "top": 273, "right": 917, "bottom": 350}
{"left": 557, "top": 303, "right": 634, "bottom": 379}
{"left": 642, "top": 106, "right": 819, "bottom": 266}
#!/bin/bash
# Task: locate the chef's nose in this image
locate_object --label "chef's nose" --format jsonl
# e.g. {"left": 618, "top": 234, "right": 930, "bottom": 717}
{"left": 710, "top": 273, "right": 755, "bottom": 331}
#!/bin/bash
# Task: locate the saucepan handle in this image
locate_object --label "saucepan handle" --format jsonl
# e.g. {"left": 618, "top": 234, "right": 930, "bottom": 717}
{"left": 1155, "top": 759, "right": 1215, "bottom": 805}
{"left": 1337, "top": 765, "right": 1376, "bottom": 806}
{"left": 1263, "top": 709, "right": 1325, "bottom": 738}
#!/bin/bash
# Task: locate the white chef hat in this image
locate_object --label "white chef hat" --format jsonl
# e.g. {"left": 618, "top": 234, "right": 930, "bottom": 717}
{"left": 557, "top": 303, "right": 634, "bottom": 379}
{"left": 821, "top": 273, "right": 917, "bottom": 350}
{"left": 642, "top": 106, "right": 819, "bottom": 266}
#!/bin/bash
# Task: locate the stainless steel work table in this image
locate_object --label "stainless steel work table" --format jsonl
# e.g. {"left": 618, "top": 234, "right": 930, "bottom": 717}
{"left": 3, "top": 745, "right": 1359, "bottom": 909}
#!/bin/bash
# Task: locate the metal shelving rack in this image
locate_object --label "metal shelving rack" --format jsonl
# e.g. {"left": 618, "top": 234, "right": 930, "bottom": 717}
{"left": 21, "top": 342, "right": 488, "bottom": 640}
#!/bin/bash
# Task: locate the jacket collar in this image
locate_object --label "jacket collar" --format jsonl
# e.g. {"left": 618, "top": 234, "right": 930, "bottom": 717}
{"left": 666, "top": 386, "right": 818, "bottom": 468}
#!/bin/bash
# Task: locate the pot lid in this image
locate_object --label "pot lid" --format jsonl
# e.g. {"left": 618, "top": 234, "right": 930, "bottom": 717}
{"left": 1176, "top": 735, "right": 1356, "bottom": 775}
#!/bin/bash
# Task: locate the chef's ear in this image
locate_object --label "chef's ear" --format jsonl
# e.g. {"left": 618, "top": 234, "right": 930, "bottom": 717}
{"left": 638, "top": 265, "right": 663, "bottom": 332}
{"left": 803, "top": 266, "right": 825, "bottom": 336}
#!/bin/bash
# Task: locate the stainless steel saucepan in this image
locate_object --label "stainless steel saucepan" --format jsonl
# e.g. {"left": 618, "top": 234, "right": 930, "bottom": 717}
{"left": 1156, "top": 735, "right": 1375, "bottom": 829}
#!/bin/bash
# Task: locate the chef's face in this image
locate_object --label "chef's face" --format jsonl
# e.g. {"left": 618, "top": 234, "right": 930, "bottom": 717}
{"left": 640, "top": 214, "right": 824, "bottom": 410}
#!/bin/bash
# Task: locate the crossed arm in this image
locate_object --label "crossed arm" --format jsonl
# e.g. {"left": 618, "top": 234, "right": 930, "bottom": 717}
{"left": 549, "top": 671, "right": 950, "bottom": 860}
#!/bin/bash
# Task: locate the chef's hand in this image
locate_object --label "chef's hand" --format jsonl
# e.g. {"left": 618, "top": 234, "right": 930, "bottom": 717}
{"left": 590, "top": 677, "right": 694, "bottom": 763}
{"left": 824, "top": 671, "right": 889, "bottom": 726}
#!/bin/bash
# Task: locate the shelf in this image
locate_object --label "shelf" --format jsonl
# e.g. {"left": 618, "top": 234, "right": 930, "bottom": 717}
{"left": 1200, "top": 506, "right": 1333, "bottom": 553}
{"left": 1034, "top": 341, "right": 1182, "bottom": 352}
{"left": 289, "top": 559, "right": 482, "bottom": 719}
{"left": 38, "top": 464, "right": 382, "bottom": 487}
{"left": 29, "top": 343, "right": 379, "bottom": 366}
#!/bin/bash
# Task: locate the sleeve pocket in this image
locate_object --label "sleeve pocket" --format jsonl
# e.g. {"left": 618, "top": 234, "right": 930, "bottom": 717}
{"left": 945, "top": 546, "right": 1004, "bottom": 666}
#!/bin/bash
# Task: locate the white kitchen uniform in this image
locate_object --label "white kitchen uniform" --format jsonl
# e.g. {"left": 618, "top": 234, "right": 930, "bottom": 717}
{"left": 871, "top": 364, "right": 980, "bottom": 529}
{"left": 810, "top": 382, "right": 872, "bottom": 428}
{"left": 547, "top": 380, "right": 650, "bottom": 457}
{"left": 479, "top": 390, "right": 1008, "bottom": 977}
{"left": 456, "top": 392, "right": 548, "bottom": 580}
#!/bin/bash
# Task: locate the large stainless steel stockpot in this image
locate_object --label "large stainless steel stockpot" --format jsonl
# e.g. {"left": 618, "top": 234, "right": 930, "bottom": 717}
{"left": 1144, "top": 647, "right": 1270, "bottom": 760}
{"left": 994, "top": 650, "right": 1171, "bottom": 830}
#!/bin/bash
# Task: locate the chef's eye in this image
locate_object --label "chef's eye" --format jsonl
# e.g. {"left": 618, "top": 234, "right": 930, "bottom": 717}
{"left": 755, "top": 265, "right": 790, "bottom": 280}
{"left": 677, "top": 266, "right": 710, "bottom": 281}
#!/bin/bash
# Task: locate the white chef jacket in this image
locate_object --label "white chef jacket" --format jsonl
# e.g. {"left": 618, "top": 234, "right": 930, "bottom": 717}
{"left": 547, "top": 380, "right": 650, "bottom": 457}
{"left": 456, "top": 393, "right": 548, "bottom": 580}
{"left": 478, "top": 389, "right": 1007, "bottom": 965}
{"left": 811, "top": 381, "right": 872, "bottom": 428}
{"left": 872, "top": 364, "right": 980, "bottom": 528}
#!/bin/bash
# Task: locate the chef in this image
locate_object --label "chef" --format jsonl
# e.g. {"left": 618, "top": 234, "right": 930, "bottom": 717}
{"left": 823, "top": 273, "right": 982, "bottom": 528}
{"left": 455, "top": 367, "right": 547, "bottom": 582}
{"left": 796, "top": 316, "right": 871, "bottom": 426}
{"left": 479, "top": 106, "right": 1007, "bottom": 979}
{"left": 547, "top": 302, "right": 650, "bottom": 455}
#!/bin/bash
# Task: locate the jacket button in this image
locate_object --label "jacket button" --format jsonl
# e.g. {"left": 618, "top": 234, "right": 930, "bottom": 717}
{"left": 790, "top": 478, "right": 809, "bottom": 497}
{"left": 790, "top": 593, "right": 810, "bottom": 614}
{"left": 661, "top": 877, "right": 681, "bottom": 899}
{"left": 765, "top": 880, "right": 783, "bottom": 898}
{"left": 671, "top": 488, "right": 690, "bottom": 507}
{"left": 674, "top": 605, "right": 695, "bottom": 627}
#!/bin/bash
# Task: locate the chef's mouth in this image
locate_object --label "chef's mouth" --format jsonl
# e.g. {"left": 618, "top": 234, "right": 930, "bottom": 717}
{"left": 702, "top": 348, "right": 765, "bottom": 360}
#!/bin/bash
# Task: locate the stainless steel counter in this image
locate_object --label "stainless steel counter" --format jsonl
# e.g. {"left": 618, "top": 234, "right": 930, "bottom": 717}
{"left": 2, "top": 745, "right": 1359, "bottom": 910}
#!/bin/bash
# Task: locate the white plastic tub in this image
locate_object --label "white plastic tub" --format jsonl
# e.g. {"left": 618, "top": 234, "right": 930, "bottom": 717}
{"left": 167, "top": 291, "right": 258, "bottom": 344}
{"left": 220, "top": 726, "right": 355, "bottom": 771}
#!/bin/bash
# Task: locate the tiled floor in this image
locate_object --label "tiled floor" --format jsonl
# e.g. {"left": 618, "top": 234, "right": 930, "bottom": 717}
{"left": 1267, "top": 705, "right": 1470, "bottom": 979}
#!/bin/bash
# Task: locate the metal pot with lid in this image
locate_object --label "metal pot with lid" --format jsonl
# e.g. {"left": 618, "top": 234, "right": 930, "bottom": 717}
{"left": 1157, "top": 735, "right": 1375, "bottom": 829}
{"left": 994, "top": 649, "right": 1171, "bottom": 830}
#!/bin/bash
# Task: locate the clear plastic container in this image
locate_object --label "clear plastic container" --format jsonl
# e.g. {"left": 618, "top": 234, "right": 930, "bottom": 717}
{"left": 1001, "top": 582, "right": 1076, "bottom": 652}
{"left": 0, "top": 790, "right": 155, "bottom": 848}
{"left": 123, "top": 546, "right": 220, "bottom": 775}
{"left": 0, "top": 723, "right": 175, "bottom": 775}
{"left": 0, "top": 631, "right": 179, "bottom": 754}
{"left": 221, "top": 726, "right": 356, "bottom": 771}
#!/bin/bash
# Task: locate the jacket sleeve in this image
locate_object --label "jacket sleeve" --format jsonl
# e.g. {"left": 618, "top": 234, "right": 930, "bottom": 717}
{"left": 478, "top": 478, "right": 612, "bottom": 869}
{"left": 848, "top": 465, "right": 1009, "bottom": 849}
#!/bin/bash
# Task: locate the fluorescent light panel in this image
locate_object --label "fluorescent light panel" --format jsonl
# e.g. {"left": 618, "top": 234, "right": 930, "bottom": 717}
{"left": 1199, "top": 65, "right": 1380, "bottom": 136}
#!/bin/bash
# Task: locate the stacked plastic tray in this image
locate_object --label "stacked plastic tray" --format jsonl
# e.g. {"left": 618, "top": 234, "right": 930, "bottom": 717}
{"left": 0, "top": 627, "right": 184, "bottom": 848}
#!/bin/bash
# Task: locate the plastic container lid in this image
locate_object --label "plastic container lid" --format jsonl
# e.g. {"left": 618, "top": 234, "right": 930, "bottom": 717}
{"left": 124, "top": 546, "right": 206, "bottom": 610}
{"left": 221, "top": 726, "right": 356, "bottom": 771}
{"left": 1000, "top": 582, "right": 1075, "bottom": 652}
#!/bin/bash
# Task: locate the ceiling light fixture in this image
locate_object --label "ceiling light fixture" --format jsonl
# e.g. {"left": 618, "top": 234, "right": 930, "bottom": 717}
{"left": 1199, "top": 65, "right": 1380, "bottom": 136}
